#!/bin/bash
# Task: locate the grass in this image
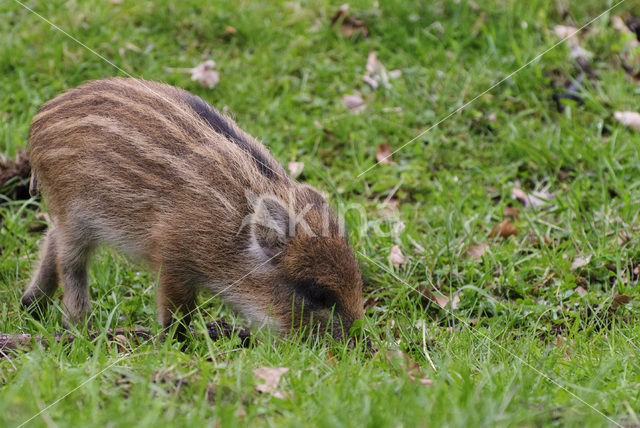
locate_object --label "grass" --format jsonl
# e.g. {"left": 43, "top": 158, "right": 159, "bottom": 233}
{"left": 1, "top": 0, "right": 640, "bottom": 426}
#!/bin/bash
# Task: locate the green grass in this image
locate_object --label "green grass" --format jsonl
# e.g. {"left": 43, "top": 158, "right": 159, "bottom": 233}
{"left": 2, "top": 0, "right": 640, "bottom": 426}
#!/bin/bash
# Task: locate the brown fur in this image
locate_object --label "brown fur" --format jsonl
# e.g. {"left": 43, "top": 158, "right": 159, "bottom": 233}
{"left": 21, "top": 77, "right": 363, "bottom": 340}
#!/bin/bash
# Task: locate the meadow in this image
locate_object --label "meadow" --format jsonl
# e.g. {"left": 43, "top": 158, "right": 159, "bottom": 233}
{"left": 1, "top": 0, "right": 640, "bottom": 426}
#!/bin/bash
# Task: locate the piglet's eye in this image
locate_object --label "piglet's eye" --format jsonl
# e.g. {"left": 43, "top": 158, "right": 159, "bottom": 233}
{"left": 295, "top": 279, "right": 338, "bottom": 308}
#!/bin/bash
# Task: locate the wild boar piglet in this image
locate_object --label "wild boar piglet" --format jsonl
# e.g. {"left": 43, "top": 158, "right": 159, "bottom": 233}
{"left": 21, "top": 78, "right": 364, "bottom": 341}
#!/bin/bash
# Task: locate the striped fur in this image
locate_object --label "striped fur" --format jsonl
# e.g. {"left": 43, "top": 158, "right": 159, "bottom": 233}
{"left": 21, "top": 78, "right": 363, "bottom": 341}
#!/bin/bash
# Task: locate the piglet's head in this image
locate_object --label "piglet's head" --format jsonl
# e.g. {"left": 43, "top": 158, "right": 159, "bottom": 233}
{"left": 244, "top": 189, "right": 364, "bottom": 341}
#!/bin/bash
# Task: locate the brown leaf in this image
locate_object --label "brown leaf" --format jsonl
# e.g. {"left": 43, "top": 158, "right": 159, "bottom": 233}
{"left": 376, "top": 143, "right": 395, "bottom": 165}
{"left": 511, "top": 188, "right": 554, "bottom": 209}
{"left": 618, "top": 230, "right": 631, "bottom": 246}
{"left": 363, "top": 52, "right": 396, "bottom": 90}
{"left": 288, "top": 161, "right": 304, "bottom": 178}
{"left": 124, "top": 42, "right": 142, "bottom": 53}
{"left": 343, "top": 94, "right": 365, "bottom": 113}
{"left": 417, "top": 377, "right": 434, "bottom": 386}
{"left": 434, "top": 295, "right": 448, "bottom": 309}
{"left": 253, "top": 367, "right": 289, "bottom": 399}
{"left": 613, "top": 16, "right": 633, "bottom": 33}
{"left": 434, "top": 294, "right": 459, "bottom": 310}
{"left": 451, "top": 294, "right": 460, "bottom": 310}
{"left": 613, "top": 294, "right": 632, "bottom": 304}
{"left": 488, "top": 220, "right": 518, "bottom": 238}
{"left": 234, "top": 406, "right": 247, "bottom": 418}
{"left": 553, "top": 25, "right": 579, "bottom": 41}
{"left": 615, "top": 111, "right": 640, "bottom": 130}
{"left": 190, "top": 60, "right": 220, "bottom": 89}
{"left": 503, "top": 206, "right": 520, "bottom": 218}
{"left": 330, "top": 4, "right": 369, "bottom": 38}
{"left": 113, "top": 334, "right": 129, "bottom": 353}
{"left": 389, "top": 245, "right": 405, "bottom": 268}
{"left": 570, "top": 254, "right": 592, "bottom": 270}
{"left": 466, "top": 242, "right": 489, "bottom": 259}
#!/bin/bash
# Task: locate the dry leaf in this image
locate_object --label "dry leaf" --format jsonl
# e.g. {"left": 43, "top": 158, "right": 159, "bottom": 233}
{"left": 434, "top": 294, "right": 459, "bottom": 310}
{"left": 124, "top": 42, "right": 142, "bottom": 53}
{"left": 451, "top": 294, "right": 460, "bottom": 310}
{"left": 613, "top": 16, "right": 632, "bottom": 33}
{"left": 614, "top": 111, "right": 640, "bottom": 130}
{"left": 364, "top": 52, "right": 390, "bottom": 90}
{"left": 330, "top": 4, "right": 369, "bottom": 38}
{"left": 223, "top": 25, "right": 237, "bottom": 36}
{"left": 503, "top": 206, "right": 520, "bottom": 218}
{"left": 553, "top": 25, "right": 578, "bottom": 40}
{"left": 618, "top": 230, "right": 631, "bottom": 246}
{"left": 288, "top": 161, "right": 304, "bottom": 178}
{"left": 569, "top": 44, "right": 593, "bottom": 60}
{"left": 113, "top": 334, "right": 128, "bottom": 353}
{"left": 343, "top": 94, "right": 365, "bottom": 113}
{"left": 389, "top": 245, "right": 405, "bottom": 267}
{"left": 190, "top": 60, "right": 220, "bottom": 89}
{"left": 234, "top": 406, "right": 247, "bottom": 418}
{"left": 382, "top": 106, "right": 403, "bottom": 113}
{"left": 388, "top": 69, "right": 402, "bottom": 79}
{"left": 253, "top": 367, "right": 289, "bottom": 399}
{"left": 613, "top": 294, "right": 632, "bottom": 304}
{"left": 488, "top": 220, "right": 518, "bottom": 238}
{"left": 511, "top": 188, "right": 554, "bottom": 208}
{"left": 575, "top": 285, "right": 588, "bottom": 295}
{"left": 375, "top": 143, "right": 395, "bottom": 165}
{"left": 434, "top": 295, "right": 448, "bottom": 309}
{"left": 466, "top": 242, "right": 489, "bottom": 259}
{"left": 570, "top": 254, "right": 592, "bottom": 270}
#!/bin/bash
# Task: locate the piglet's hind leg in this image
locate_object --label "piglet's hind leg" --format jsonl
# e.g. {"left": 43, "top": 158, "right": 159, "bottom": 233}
{"left": 21, "top": 228, "right": 59, "bottom": 320}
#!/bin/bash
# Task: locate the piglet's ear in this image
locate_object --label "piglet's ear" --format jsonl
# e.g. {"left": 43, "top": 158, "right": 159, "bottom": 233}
{"left": 250, "top": 197, "right": 290, "bottom": 261}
